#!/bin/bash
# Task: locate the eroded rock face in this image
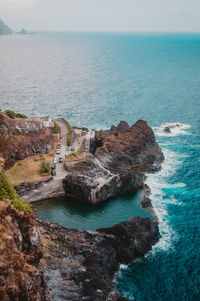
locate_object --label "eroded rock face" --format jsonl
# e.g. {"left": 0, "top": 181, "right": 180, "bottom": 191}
{"left": 37, "top": 216, "right": 160, "bottom": 301}
{"left": 0, "top": 112, "right": 54, "bottom": 169}
{"left": 0, "top": 200, "right": 49, "bottom": 301}
{"left": 63, "top": 120, "right": 164, "bottom": 203}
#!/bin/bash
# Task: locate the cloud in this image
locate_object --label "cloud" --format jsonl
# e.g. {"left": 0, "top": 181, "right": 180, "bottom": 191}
{"left": 0, "top": 0, "right": 41, "bottom": 11}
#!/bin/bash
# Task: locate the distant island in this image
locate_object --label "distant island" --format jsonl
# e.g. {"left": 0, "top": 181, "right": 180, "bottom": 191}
{"left": 0, "top": 18, "right": 31, "bottom": 35}
{"left": 0, "top": 19, "right": 12, "bottom": 35}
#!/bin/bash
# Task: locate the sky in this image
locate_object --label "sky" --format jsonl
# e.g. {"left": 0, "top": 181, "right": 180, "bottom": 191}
{"left": 1, "top": 0, "right": 200, "bottom": 32}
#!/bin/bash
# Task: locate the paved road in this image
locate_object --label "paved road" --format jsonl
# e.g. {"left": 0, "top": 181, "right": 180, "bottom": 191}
{"left": 54, "top": 120, "right": 68, "bottom": 179}
{"left": 22, "top": 120, "right": 68, "bottom": 202}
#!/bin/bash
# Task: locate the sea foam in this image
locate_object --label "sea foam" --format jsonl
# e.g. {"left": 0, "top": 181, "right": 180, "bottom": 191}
{"left": 155, "top": 122, "right": 192, "bottom": 137}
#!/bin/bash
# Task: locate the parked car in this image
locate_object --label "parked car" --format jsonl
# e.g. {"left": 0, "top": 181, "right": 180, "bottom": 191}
{"left": 65, "top": 153, "right": 68, "bottom": 158}
{"left": 53, "top": 158, "right": 57, "bottom": 164}
{"left": 56, "top": 149, "right": 61, "bottom": 155}
{"left": 58, "top": 143, "right": 61, "bottom": 148}
{"left": 51, "top": 163, "right": 56, "bottom": 170}
{"left": 70, "top": 147, "right": 75, "bottom": 151}
{"left": 59, "top": 157, "right": 63, "bottom": 163}
{"left": 51, "top": 169, "right": 56, "bottom": 176}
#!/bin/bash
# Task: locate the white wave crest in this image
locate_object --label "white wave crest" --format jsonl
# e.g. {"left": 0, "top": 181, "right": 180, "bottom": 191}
{"left": 145, "top": 148, "right": 184, "bottom": 252}
{"left": 155, "top": 122, "right": 191, "bottom": 137}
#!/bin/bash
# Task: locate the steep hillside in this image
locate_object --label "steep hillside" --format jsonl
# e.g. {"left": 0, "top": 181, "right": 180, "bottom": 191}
{"left": 0, "top": 172, "right": 159, "bottom": 301}
{"left": 0, "top": 112, "right": 54, "bottom": 169}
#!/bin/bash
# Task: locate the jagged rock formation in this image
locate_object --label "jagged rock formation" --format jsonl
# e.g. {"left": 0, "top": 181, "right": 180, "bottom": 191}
{"left": 63, "top": 120, "right": 164, "bottom": 203}
{"left": 36, "top": 216, "right": 159, "bottom": 301}
{"left": 0, "top": 19, "right": 12, "bottom": 35}
{"left": 0, "top": 173, "right": 160, "bottom": 301}
{"left": 0, "top": 112, "right": 54, "bottom": 169}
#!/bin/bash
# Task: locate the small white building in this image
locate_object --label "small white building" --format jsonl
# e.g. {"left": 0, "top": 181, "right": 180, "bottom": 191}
{"left": 41, "top": 116, "right": 54, "bottom": 128}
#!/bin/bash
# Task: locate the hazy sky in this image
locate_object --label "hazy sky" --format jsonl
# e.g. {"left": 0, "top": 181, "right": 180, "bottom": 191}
{"left": 1, "top": 0, "right": 200, "bottom": 32}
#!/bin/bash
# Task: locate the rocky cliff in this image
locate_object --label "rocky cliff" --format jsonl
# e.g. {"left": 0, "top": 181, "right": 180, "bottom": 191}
{"left": 0, "top": 172, "right": 160, "bottom": 301}
{"left": 63, "top": 120, "right": 164, "bottom": 203}
{"left": 0, "top": 172, "right": 49, "bottom": 300}
{"left": 0, "top": 112, "right": 54, "bottom": 169}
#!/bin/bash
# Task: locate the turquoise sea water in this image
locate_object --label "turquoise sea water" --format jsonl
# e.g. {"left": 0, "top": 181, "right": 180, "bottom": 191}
{"left": 32, "top": 191, "right": 152, "bottom": 231}
{"left": 0, "top": 32, "right": 200, "bottom": 300}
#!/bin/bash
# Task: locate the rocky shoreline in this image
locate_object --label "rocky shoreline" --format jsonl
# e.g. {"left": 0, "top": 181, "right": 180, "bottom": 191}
{"left": 63, "top": 120, "right": 164, "bottom": 204}
{"left": 37, "top": 216, "right": 160, "bottom": 301}
{"left": 0, "top": 118, "right": 164, "bottom": 301}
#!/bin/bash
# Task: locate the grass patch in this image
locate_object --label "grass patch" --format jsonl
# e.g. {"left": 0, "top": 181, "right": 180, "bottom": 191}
{"left": 5, "top": 110, "right": 16, "bottom": 119}
{"left": 0, "top": 172, "right": 32, "bottom": 212}
{"left": 52, "top": 121, "right": 61, "bottom": 134}
{"left": 5, "top": 110, "right": 28, "bottom": 119}
{"left": 60, "top": 118, "right": 72, "bottom": 146}
{"left": 5, "top": 137, "right": 58, "bottom": 185}
{"left": 15, "top": 113, "right": 27, "bottom": 119}
{"left": 39, "top": 158, "right": 51, "bottom": 174}
{"left": 66, "top": 148, "right": 85, "bottom": 161}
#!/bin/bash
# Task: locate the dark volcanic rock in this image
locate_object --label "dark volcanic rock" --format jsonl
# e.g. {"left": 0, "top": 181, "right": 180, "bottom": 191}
{"left": 164, "top": 126, "right": 171, "bottom": 133}
{"left": 63, "top": 120, "right": 164, "bottom": 203}
{"left": 109, "top": 121, "right": 129, "bottom": 135}
{"left": 38, "top": 216, "right": 160, "bottom": 301}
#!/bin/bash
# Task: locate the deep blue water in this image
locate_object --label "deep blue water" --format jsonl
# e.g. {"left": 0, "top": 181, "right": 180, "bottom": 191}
{"left": 0, "top": 32, "right": 200, "bottom": 300}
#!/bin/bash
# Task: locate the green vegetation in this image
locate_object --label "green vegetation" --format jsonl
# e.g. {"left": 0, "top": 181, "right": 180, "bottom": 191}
{"left": 5, "top": 110, "right": 16, "bottom": 119}
{"left": 0, "top": 172, "right": 32, "bottom": 212}
{"left": 53, "top": 121, "right": 61, "bottom": 134}
{"left": 39, "top": 158, "right": 51, "bottom": 174}
{"left": 60, "top": 118, "right": 72, "bottom": 146}
{"left": 67, "top": 148, "right": 84, "bottom": 160}
{"left": 5, "top": 110, "right": 28, "bottom": 119}
{"left": 43, "top": 252, "right": 50, "bottom": 259}
{"left": 15, "top": 113, "right": 27, "bottom": 119}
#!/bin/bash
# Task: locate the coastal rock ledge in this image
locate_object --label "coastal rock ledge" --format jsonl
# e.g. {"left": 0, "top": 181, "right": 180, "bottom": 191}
{"left": 0, "top": 195, "right": 159, "bottom": 301}
{"left": 37, "top": 216, "right": 160, "bottom": 301}
{"left": 63, "top": 120, "right": 164, "bottom": 203}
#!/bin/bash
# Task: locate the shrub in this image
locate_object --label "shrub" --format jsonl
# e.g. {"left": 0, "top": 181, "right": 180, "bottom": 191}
{"left": 60, "top": 118, "right": 72, "bottom": 146}
{"left": 39, "top": 159, "right": 51, "bottom": 174}
{"left": 67, "top": 148, "right": 84, "bottom": 160}
{"left": 16, "top": 113, "right": 28, "bottom": 119}
{"left": 0, "top": 172, "right": 32, "bottom": 212}
{"left": 53, "top": 121, "right": 61, "bottom": 134}
{"left": 5, "top": 110, "right": 16, "bottom": 119}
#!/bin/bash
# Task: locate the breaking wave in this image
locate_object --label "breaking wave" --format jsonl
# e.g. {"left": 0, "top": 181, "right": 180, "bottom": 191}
{"left": 155, "top": 122, "right": 191, "bottom": 137}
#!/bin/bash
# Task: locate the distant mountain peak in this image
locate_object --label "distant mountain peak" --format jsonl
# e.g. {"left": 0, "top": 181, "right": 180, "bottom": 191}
{"left": 0, "top": 19, "right": 12, "bottom": 35}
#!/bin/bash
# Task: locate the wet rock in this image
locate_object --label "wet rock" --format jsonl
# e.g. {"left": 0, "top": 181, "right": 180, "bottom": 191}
{"left": 164, "top": 126, "right": 171, "bottom": 133}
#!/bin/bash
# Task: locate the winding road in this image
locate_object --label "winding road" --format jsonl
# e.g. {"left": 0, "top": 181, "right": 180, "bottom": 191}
{"left": 22, "top": 120, "right": 68, "bottom": 202}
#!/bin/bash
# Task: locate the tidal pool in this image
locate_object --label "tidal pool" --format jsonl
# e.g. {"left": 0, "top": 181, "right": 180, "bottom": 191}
{"left": 33, "top": 190, "right": 153, "bottom": 231}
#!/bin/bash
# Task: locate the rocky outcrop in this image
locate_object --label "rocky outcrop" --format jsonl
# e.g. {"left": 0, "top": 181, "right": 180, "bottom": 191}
{"left": 37, "top": 216, "right": 160, "bottom": 301}
{"left": 0, "top": 199, "right": 49, "bottom": 301}
{"left": 0, "top": 112, "right": 54, "bottom": 169}
{"left": 14, "top": 177, "right": 53, "bottom": 197}
{"left": 63, "top": 120, "right": 164, "bottom": 203}
{"left": 0, "top": 168, "right": 160, "bottom": 301}
{"left": 0, "top": 195, "right": 159, "bottom": 301}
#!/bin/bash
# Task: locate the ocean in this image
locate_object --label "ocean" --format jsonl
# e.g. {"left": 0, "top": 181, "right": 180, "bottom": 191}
{"left": 0, "top": 32, "right": 200, "bottom": 300}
